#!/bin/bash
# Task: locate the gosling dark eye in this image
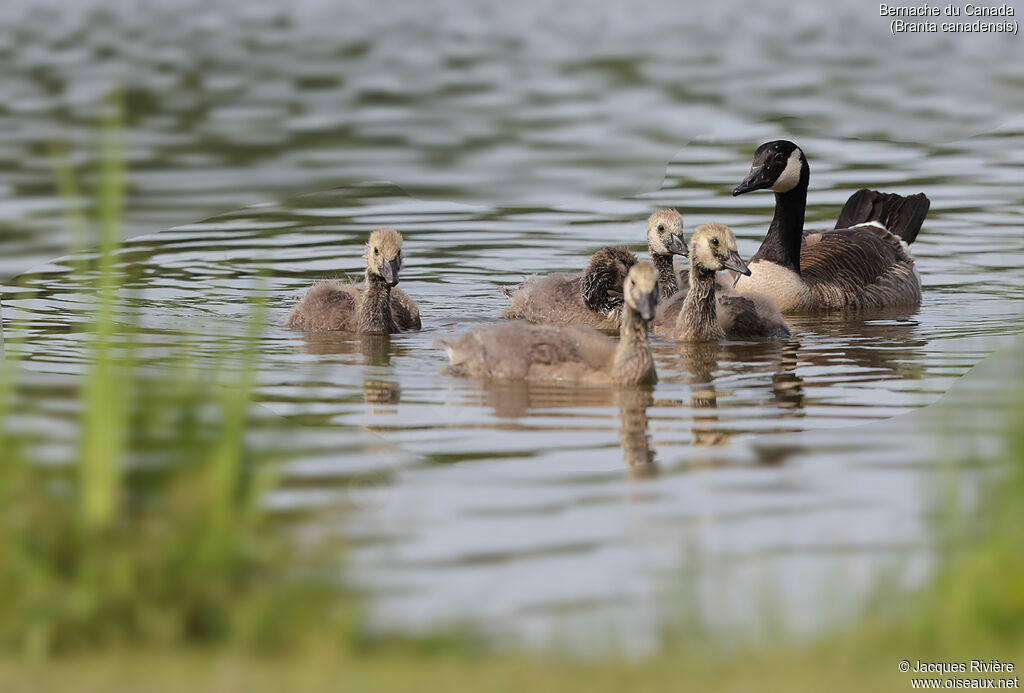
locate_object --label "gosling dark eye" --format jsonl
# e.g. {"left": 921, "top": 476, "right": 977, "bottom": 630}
{"left": 373, "top": 247, "right": 379, "bottom": 254}
{"left": 657, "top": 224, "right": 665, "bottom": 232}
{"left": 711, "top": 238, "right": 719, "bottom": 247}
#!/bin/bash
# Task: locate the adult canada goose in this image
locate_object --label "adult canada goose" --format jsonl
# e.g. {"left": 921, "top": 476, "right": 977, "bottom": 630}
{"left": 285, "top": 228, "right": 421, "bottom": 334}
{"left": 443, "top": 262, "right": 659, "bottom": 385}
{"left": 731, "top": 140, "right": 930, "bottom": 312}
{"left": 502, "top": 210, "right": 686, "bottom": 329}
{"left": 657, "top": 223, "right": 790, "bottom": 341}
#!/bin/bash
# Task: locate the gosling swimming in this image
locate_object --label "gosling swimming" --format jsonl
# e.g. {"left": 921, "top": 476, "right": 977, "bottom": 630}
{"left": 657, "top": 223, "right": 790, "bottom": 342}
{"left": 442, "top": 262, "right": 660, "bottom": 385}
{"left": 731, "top": 140, "right": 930, "bottom": 312}
{"left": 285, "top": 228, "right": 421, "bottom": 334}
{"left": 502, "top": 210, "right": 686, "bottom": 329}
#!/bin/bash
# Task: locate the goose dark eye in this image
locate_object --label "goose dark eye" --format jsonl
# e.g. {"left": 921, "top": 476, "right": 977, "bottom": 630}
{"left": 657, "top": 224, "right": 665, "bottom": 232}
{"left": 711, "top": 238, "right": 719, "bottom": 247}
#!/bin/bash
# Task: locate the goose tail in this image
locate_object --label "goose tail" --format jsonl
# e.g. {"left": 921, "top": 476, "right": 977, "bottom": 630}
{"left": 836, "top": 188, "right": 931, "bottom": 246}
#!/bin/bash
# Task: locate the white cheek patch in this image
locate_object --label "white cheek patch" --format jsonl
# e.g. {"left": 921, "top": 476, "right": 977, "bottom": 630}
{"left": 770, "top": 148, "right": 803, "bottom": 192}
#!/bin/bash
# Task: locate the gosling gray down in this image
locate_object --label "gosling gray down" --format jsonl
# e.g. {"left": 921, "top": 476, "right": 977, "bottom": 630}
{"left": 730, "top": 140, "right": 930, "bottom": 312}
{"left": 501, "top": 210, "right": 686, "bottom": 329}
{"left": 656, "top": 223, "right": 790, "bottom": 342}
{"left": 285, "top": 228, "right": 421, "bottom": 334}
{"left": 442, "top": 262, "right": 660, "bottom": 385}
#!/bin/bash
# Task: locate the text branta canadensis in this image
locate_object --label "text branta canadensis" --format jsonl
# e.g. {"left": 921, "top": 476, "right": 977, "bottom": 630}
{"left": 656, "top": 223, "right": 790, "bottom": 342}
{"left": 285, "top": 228, "right": 421, "bottom": 334}
{"left": 730, "top": 140, "right": 930, "bottom": 313}
{"left": 501, "top": 210, "right": 686, "bottom": 329}
{"left": 443, "top": 262, "right": 660, "bottom": 385}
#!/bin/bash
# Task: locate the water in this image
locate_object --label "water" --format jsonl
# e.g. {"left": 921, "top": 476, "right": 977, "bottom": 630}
{"left": 1, "top": 0, "right": 1023, "bottom": 653}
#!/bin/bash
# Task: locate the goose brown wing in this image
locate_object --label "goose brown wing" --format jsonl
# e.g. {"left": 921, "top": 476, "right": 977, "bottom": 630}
{"left": 389, "top": 287, "right": 421, "bottom": 330}
{"left": 285, "top": 281, "right": 360, "bottom": 331}
{"left": 800, "top": 226, "right": 920, "bottom": 310}
{"left": 581, "top": 246, "right": 637, "bottom": 314}
{"left": 652, "top": 291, "right": 684, "bottom": 337}
{"left": 717, "top": 294, "right": 791, "bottom": 340}
{"left": 502, "top": 273, "right": 619, "bottom": 329}
{"left": 443, "top": 322, "right": 614, "bottom": 379}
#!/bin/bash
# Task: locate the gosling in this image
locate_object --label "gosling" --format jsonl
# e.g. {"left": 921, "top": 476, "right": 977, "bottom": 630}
{"left": 581, "top": 209, "right": 688, "bottom": 308}
{"left": 502, "top": 210, "right": 686, "bottom": 329}
{"left": 285, "top": 228, "right": 421, "bottom": 334}
{"left": 442, "top": 262, "right": 660, "bottom": 385}
{"left": 662, "top": 223, "right": 790, "bottom": 342}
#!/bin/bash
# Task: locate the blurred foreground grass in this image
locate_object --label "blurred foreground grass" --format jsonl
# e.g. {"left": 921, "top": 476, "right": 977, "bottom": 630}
{"left": 0, "top": 104, "right": 341, "bottom": 657}
{"left": 1, "top": 109, "right": 1023, "bottom": 690}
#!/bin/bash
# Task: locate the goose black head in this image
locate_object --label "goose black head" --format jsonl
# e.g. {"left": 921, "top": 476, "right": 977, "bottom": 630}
{"left": 646, "top": 209, "right": 688, "bottom": 257}
{"left": 689, "top": 223, "right": 751, "bottom": 276}
{"left": 623, "top": 261, "right": 659, "bottom": 321}
{"left": 732, "top": 140, "right": 808, "bottom": 196}
{"left": 365, "top": 228, "right": 404, "bottom": 286}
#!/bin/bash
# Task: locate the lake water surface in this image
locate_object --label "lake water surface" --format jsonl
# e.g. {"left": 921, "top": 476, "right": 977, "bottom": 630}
{"left": 1, "top": 0, "right": 1023, "bottom": 653}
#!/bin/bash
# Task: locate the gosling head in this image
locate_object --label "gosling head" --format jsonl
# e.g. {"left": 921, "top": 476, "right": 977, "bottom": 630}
{"left": 732, "top": 140, "right": 808, "bottom": 196}
{"left": 623, "top": 261, "right": 659, "bottom": 321}
{"left": 364, "top": 228, "right": 404, "bottom": 286}
{"left": 689, "top": 223, "right": 751, "bottom": 276}
{"left": 646, "top": 209, "right": 688, "bottom": 257}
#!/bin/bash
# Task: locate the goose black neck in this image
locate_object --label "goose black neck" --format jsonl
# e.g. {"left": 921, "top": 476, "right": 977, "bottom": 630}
{"left": 650, "top": 252, "right": 679, "bottom": 298}
{"left": 753, "top": 179, "right": 807, "bottom": 274}
{"left": 359, "top": 271, "right": 396, "bottom": 334}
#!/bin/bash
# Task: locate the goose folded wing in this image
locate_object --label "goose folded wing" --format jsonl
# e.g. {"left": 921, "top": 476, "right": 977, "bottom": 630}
{"left": 285, "top": 281, "right": 360, "bottom": 331}
{"left": 581, "top": 247, "right": 637, "bottom": 314}
{"left": 800, "top": 226, "right": 916, "bottom": 309}
{"left": 390, "top": 287, "right": 421, "bottom": 330}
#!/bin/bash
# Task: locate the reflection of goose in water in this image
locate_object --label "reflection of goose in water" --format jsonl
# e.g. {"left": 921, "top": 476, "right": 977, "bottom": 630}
{"left": 769, "top": 342, "right": 804, "bottom": 413}
{"left": 364, "top": 378, "right": 400, "bottom": 406}
{"left": 454, "top": 379, "right": 657, "bottom": 476}
{"left": 296, "top": 331, "right": 399, "bottom": 367}
{"left": 678, "top": 343, "right": 729, "bottom": 448}
{"left": 785, "top": 312, "right": 929, "bottom": 382}
{"left": 615, "top": 386, "right": 657, "bottom": 478}
{"left": 361, "top": 378, "right": 401, "bottom": 432}
{"left": 670, "top": 340, "right": 807, "bottom": 448}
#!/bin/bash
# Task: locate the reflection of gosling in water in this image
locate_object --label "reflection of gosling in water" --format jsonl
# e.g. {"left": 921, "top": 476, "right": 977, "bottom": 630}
{"left": 441, "top": 263, "right": 660, "bottom": 386}
{"left": 658, "top": 224, "right": 790, "bottom": 342}
{"left": 615, "top": 386, "right": 657, "bottom": 477}
{"left": 501, "top": 210, "right": 686, "bottom": 330}
{"left": 285, "top": 228, "right": 421, "bottom": 334}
